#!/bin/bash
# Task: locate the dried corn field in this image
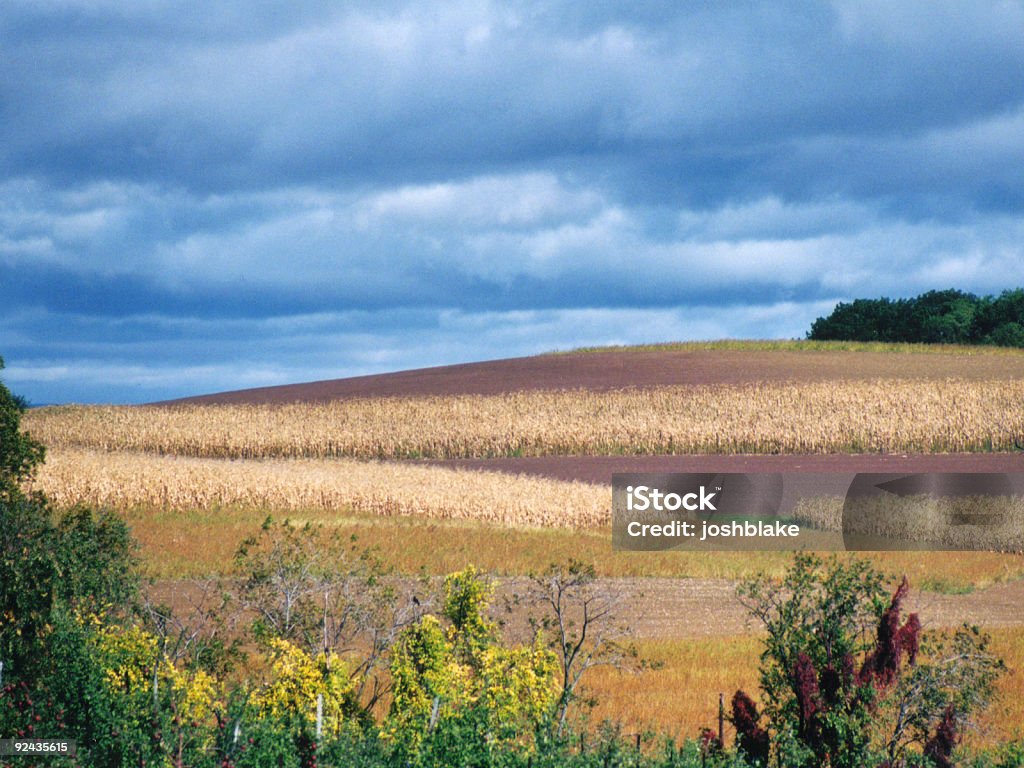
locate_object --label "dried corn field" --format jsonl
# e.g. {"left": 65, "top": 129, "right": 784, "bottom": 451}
{"left": 24, "top": 378, "right": 1024, "bottom": 460}
{"left": 792, "top": 495, "right": 1024, "bottom": 551}
{"left": 32, "top": 448, "right": 609, "bottom": 528}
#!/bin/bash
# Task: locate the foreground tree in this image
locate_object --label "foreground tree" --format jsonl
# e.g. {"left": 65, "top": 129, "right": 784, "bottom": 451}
{"left": 732, "top": 554, "right": 1004, "bottom": 768}
{"left": 524, "top": 559, "right": 639, "bottom": 734}
{"left": 1, "top": 357, "right": 137, "bottom": 675}
{"left": 385, "top": 566, "right": 558, "bottom": 762}
{"left": 0, "top": 358, "right": 141, "bottom": 765}
{"left": 234, "top": 517, "right": 419, "bottom": 717}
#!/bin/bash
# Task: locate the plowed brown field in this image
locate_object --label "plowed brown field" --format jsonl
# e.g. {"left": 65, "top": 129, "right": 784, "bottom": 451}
{"left": 157, "top": 345, "right": 1024, "bottom": 405}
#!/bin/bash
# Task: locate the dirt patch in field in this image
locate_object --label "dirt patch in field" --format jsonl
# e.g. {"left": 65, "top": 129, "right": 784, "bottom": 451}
{"left": 149, "top": 575, "right": 1024, "bottom": 642}
{"left": 427, "top": 453, "right": 1024, "bottom": 485}
{"left": 492, "top": 576, "right": 1024, "bottom": 641}
{"left": 598, "top": 577, "right": 1024, "bottom": 639}
{"left": 156, "top": 348, "right": 1024, "bottom": 405}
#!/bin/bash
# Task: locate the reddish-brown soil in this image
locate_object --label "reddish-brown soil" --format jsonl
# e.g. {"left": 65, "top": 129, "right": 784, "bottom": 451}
{"left": 492, "top": 577, "right": 1024, "bottom": 639}
{"left": 541, "top": 577, "right": 1024, "bottom": 639}
{"left": 156, "top": 348, "right": 1024, "bottom": 405}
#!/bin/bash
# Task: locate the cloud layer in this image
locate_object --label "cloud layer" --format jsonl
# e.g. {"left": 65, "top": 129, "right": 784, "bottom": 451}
{"left": 2, "top": 1, "right": 1023, "bottom": 402}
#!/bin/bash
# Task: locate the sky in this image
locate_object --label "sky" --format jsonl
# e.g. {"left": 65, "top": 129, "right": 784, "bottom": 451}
{"left": 3, "top": 1, "right": 1024, "bottom": 404}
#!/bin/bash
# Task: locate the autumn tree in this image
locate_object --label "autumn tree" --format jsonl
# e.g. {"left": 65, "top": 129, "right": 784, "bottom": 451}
{"left": 233, "top": 517, "right": 418, "bottom": 716}
{"left": 524, "top": 559, "right": 639, "bottom": 734}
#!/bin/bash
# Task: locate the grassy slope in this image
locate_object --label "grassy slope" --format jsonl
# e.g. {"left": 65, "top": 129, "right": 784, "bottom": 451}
{"left": 124, "top": 504, "right": 1024, "bottom": 591}
{"left": 585, "top": 629, "right": 1024, "bottom": 748}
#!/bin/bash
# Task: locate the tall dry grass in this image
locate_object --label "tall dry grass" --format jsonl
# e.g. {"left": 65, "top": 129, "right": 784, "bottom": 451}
{"left": 585, "top": 628, "right": 1024, "bottom": 747}
{"left": 25, "top": 378, "right": 1024, "bottom": 460}
{"left": 564, "top": 339, "right": 1024, "bottom": 356}
{"left": 87, "top": 508, "right": 1024, "bottom": 586}
{"left": 33, "top": 448, "right": 608, "bottom": 528}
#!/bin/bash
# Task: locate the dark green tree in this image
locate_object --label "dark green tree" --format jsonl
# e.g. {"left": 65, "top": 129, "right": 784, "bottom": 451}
{"left": 0, "top": 357, "right": 138, "bottom": 765}
{"left": 0, "top": 355, "right": 55, "bottom": 672}
{"left": 905, "top": 289, "right": 978, "bottom": 344}
{"left": 808, "top": 288, "right": 1024, "bottom": 348}
{"left": 0, "top": 356, "right": 45, "bottom": 497}
{"left": 807, "top": 298, "right": 900, "bottom": 342}
{"left": 976, "top": 289, "right": 1024, "bottom": 346}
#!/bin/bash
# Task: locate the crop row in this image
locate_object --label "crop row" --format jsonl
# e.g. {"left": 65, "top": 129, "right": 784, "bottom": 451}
{"left": 32, "top": 448, "right": 609, "bottom": 528}
{"left": 25, "top": 379, "right": 1024, "bottom": 459}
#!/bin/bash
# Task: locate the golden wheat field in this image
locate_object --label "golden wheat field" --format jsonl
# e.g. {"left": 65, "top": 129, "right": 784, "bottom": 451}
{"left": 33, "top": 447, "right": 608, "bottom": 527}
{"left": 25, "top": 377, "right": 1024, "bottom": 459}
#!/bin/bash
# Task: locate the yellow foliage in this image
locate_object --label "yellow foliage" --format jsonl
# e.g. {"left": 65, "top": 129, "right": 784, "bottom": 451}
{"left": 385, "top": 574, "right": 559, "bottom": 754}
{"left": 251, "top": 638, "right": 356, "bottom": 734}
{"left": 479, "top": 636, "right": 559, "bottom": 743}
{"left": 384, "top": 615, "right": 471, "bottom": 748}
{"left": 172, "top": 668, "right": 220, "bottom": 727}
{"left": 94, "top": 624, "right": 163, "bottom": 694}
{"left": 90, "top": 622, "right": 222, "bottom": 746}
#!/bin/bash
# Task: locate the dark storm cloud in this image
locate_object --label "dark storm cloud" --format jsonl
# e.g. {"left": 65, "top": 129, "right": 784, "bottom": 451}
{"left": 6, "top": 1, "right": 1023, "bottom": 197}
{"left": 2, "top": 0, "right": 1023, "bottom": 402}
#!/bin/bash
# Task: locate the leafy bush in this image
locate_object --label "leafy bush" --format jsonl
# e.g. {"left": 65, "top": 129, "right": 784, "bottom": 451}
{"left": 734, "top": 553, "right": 1005, "bottom": 767}
{"left": 384, "top": 566, "right": 559, "bottom": 762}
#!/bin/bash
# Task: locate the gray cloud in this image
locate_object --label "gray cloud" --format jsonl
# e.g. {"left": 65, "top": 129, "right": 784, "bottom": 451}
{"left": 1, "top": 1, "right": 1023, "bottom": 402}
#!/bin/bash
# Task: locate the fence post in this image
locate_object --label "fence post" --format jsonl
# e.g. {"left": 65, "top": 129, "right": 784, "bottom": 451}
{"left": 316, "top": 693, "right": 323, "bottom": 740}
{"left": 718, "top": 692, "right": 725, "bottom": 746}
{"left": 428, "top": 696, "right": 441, "bottom": 732}
{"left": 152, "top": 659, "right": 159, "bottom": 711}
{"left": 0, "top": 660, "right": 4, "bottom": 688}
{"left": 636, "top": 732, "right": 641, "bottom": 752}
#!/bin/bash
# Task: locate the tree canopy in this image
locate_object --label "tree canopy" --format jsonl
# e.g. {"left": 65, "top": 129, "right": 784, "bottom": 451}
{"left": 807, "top": 288, "right": 1024, "bottom": 347}
{"left": 0, "top": 355, "right": 45, "bottom": 496}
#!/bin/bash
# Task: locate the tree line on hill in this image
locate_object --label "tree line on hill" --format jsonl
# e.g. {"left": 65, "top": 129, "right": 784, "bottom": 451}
{"left": 807, "top": 289, "right": 1024, "bottom": 347}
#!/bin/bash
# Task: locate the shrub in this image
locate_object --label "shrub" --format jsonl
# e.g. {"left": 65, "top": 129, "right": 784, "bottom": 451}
{"left": 734, "top": 553, "right": 1005, "bottom": 767}
{"left": 384, "top": 566, "right": 558, "bottom": 762}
